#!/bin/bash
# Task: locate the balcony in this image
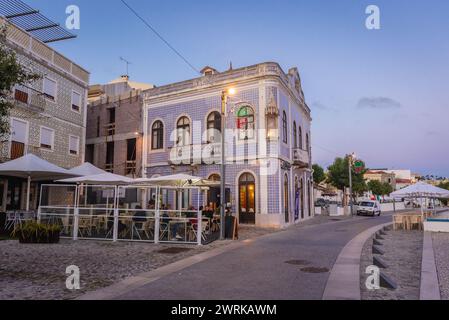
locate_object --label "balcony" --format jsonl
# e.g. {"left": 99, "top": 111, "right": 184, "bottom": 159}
{"left": 293, "top": 148, "right": 310, "bottom": 168}
{"left": 169, "top": 142, "right": 222, "bottom": 166}
{"left": 13, "top": 86, "right": 46, "bottom": 112}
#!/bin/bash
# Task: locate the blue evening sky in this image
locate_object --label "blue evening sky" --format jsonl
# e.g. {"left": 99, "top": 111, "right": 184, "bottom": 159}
{"left": 26, "top": 0, "right": 449, "bottom": 176}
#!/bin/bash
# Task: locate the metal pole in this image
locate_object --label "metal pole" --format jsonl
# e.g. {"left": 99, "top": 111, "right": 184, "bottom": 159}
{"left": 348, "top": 155, "right": 354, "bottom": 216}
{"left": 220, "top": 91, "right": 227, "bottom": 240}
{"left": 26, "top": 175, "right": 31, "bottom": 211}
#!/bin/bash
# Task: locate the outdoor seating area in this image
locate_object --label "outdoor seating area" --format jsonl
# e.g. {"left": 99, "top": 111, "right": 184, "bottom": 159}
{"left": 0, "top": 155, "right": 224, "bottom": 245}
{"left": 392, "top": 212, "right": 433, "bottom": 231}
{"left": 37, "top": 182, "right": 222, "bottom": 245}
{"left": 391, "top": 182, "right": 449, "bottom": 232}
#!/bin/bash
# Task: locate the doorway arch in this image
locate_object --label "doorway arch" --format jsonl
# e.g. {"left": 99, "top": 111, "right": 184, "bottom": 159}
{"left": 238, "top": 172, "right": 256, "bottom": 224}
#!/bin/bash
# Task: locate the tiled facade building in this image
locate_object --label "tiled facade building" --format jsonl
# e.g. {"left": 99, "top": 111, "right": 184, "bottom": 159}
{"left": 143, "top": 62, "right": 314, "bottom": 228}
{"left": 86, "top": 76, "right": 153, "bottom": 177}
{"left": 0, "top": 17, "right": 89, "bottom": 211}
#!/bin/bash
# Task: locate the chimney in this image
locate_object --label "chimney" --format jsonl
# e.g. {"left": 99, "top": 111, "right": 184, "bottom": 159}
{"left": 121, "top": 75, "right": 129, "bottom": 81}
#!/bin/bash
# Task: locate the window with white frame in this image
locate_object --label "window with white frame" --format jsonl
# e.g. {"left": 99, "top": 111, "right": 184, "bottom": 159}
{"left": 71, "top": 91, "right": 81, "bottom": 112}
{"left": 40, "top": 127, "right": 54, "bottom": 150}
{"left": 69, "top": 135, "right": 79, "bottom": 155}
{"left": 236, "top": 105, "right": 255, "bottom": 140}
{"left": 10, "top": 118, "right": 27, "bottom": 159}
{"left": 43, "top": 77, "right": 56, "bottom": 101}
{"left": 11, "top": 118, "right": 27, "bottom": 144}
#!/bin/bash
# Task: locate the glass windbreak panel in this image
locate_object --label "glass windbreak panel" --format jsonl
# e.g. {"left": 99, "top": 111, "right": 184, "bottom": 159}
{"left": 39, "top": 185, "right": 77, "bottom": 208}
{"left": 78, "top": 185, "right": 116, "bottom": 209}
{"left": 116, "top": 186, "right": 158, "bottom": 242}
{"left": 40, "top": 211, "right": 75, "bottom": 238}
{"left": 77, "top": 207, "right": 113, "bottom": 240}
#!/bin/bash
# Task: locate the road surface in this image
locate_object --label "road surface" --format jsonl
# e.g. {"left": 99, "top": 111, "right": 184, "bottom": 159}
{"left": 116, "top": 214, "right": 392, "bottom": 300}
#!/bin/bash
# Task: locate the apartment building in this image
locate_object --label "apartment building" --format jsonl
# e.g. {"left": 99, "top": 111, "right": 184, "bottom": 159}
{"left": 0, "top": 7, "right": 89, "bottom": 211}
{"left": 143, "top": 62, "right": 313, "bottom": 228}
{"left": 86, "top": 76, "right": 153, "bottom": 177}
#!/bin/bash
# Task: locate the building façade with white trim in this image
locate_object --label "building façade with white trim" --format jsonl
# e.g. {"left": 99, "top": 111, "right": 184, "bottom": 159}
{"left": 142, "top": 62, "right": 313, "bottom": 228}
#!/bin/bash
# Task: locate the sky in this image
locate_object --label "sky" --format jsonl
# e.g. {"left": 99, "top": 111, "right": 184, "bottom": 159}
{"left": 25, "top": 0, "right": 449, "bottom": 177}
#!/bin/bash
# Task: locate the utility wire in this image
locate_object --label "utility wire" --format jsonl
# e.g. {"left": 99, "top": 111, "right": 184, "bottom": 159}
{"left": 120, "top": 0, "right": 201, "bottom": 75}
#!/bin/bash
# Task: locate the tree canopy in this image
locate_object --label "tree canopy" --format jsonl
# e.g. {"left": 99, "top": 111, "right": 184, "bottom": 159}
{"left": 327, "top": 156, "right": 367, "bottom": 195}
{"left": 367, "top": 180, "right": 393, "bottom": 196}
{"left": 0, "top": 24, "right": 41, "bottom": 138}
{"left": 312, "top": 164, "right": 326, "bottom": 184}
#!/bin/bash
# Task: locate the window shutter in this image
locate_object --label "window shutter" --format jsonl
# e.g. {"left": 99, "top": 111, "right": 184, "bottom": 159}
{"left": 44, "top": 78, "right": 56, "bottom": 98}
{"left": 11, "top": 119, "right": 27, "bottom": 143}
{"left": 40, "top": 127, "right": 53, "bottom": 148}
{"left": 69, "top": 136, "right": 79, "bottom": 154}
{"left": 72, "top": 91, "right": 81, "bottom": 110}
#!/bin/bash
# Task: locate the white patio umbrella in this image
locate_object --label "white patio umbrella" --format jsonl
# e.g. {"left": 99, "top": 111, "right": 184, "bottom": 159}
{"left": 56, "top": 172, "right": 135, "bottom": 185}
{"left": 67, "top": 162, "right": 107, "bottom": 176}
{"left": 134, "top": 173, "right": 210, "bottom": 187}
{"left": 390, "top": 182, "right": 449, "bottom": 216}
{"left": 133, "top": 173, "right": 221, "bottom": 210}
{"left": 0, "top": 154, "right": 77, "bottom": 211}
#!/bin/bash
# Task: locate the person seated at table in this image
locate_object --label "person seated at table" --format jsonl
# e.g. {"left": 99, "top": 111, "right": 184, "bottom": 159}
{"left": 132, "top": 205, "right": 146, "bottom": 222}
{"left": 161, "top": 211, "right": 182, "bottom": 241}
{"left": 148, "top": 200, "right": 155, "bottom": 210}
{"left": 203, "top": 206, "right": 214, "bottom": 219}
{"left": 107, "top": 214, "right": 127, "bottom": 237}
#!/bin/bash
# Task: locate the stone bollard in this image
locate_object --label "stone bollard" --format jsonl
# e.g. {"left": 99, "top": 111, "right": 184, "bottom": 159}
{"left": 372, "top": 245, "right": 385, "bottom": 255}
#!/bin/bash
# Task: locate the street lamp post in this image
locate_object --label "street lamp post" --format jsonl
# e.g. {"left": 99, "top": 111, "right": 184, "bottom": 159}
{"left": 220, "top": 88, "right": 235, "bottom": 240}
{"left": 348, "top": 152, "right": 355, "bottom": 216}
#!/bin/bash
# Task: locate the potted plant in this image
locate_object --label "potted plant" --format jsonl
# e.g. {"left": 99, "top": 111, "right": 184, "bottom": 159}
{"left": 13, "top": 221, "right": 61, "bottom": 244}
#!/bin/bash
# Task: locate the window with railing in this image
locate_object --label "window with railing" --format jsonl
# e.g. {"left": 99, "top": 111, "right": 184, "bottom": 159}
{"left": 106, "top": 108, "right": 116, "bottom": 136}
{"left": 14, "top": 88, "right": 28, "bottom": 104}
{"left": 126, "top": 138, "right": 137, "bottom": 175}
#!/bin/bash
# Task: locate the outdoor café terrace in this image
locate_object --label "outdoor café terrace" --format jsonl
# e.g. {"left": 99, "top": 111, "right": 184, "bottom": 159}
{"left": 1, "top": 155, "right": 223, "bottom": 245}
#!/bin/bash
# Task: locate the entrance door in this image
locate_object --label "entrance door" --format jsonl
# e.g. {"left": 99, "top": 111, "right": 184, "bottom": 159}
{"left": 239, "top": 173, "right": 255, "bottom": 224}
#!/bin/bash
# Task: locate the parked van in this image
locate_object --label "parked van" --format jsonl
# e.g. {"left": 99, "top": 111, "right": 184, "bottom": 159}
{"left": 356, "top": 200, "right": 381, "bottom": 217}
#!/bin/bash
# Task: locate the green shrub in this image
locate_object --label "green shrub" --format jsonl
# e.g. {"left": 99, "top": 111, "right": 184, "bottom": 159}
{"left": 12, "top": 221, "right": 61, "bottom": 244}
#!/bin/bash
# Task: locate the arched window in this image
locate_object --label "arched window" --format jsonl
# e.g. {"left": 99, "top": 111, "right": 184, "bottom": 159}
{"left": 282, "top": 111, "right": 288, "bottom": 144}
{"left": 206, "top": 111, "right": 221, "bottom": 143}
{"left": 293, "top": 121, "right": 297, "bottom": 148}
{"left": 236, "top": 105, "right": 255, "bottom": 140}
{"left": 239, "top": 173, "right": 256, "bottom": 224}
{"left": 298, "top": 126, "right": 303, "bottom": 150}
{"left": 176, "top": 116, "right": 190, "bottom": 146}
{"left": 306, "top": 133, "right": 310, "bottom": 153}
{"left": 207, "top": 173, "right": 221, "bottom": 209}
{"left": 151, "top": 120, "right": 164, "bottom": 150}
{"left": 208, "top": 173, "right": 220, "bottom": 181}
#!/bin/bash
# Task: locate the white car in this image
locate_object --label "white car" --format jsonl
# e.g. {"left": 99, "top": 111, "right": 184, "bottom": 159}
{"left": 356, "top": 200, "right": 381, "bottom": 217}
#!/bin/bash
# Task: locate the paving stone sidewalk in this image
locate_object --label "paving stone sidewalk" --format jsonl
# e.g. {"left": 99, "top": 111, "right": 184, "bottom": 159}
{"left": 360, "top": 229, "right": 423, "bottom": 300}
{"left": 432, "top": 233, "right": 449, "bottom": 300}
